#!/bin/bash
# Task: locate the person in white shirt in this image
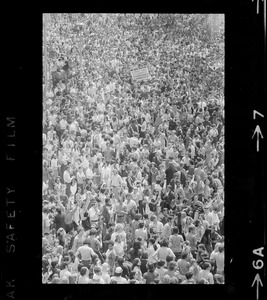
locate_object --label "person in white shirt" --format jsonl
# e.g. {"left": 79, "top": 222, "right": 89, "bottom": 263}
{"left": 101, "top": 162, "right": 111, "bottom": 188}
{"left": 48, "top": 112, "right": 58, "bottom": 127}
{"left": 110, "top": 267, "right": 128, "bottom": 284}
{"left": 63, "top": 136, "right": 74, "bottom": 149}
{"left": 124, "top": 193, "right": 137, "bottom": 223}
{"left": 129, "top": 133, "right": 139, "bottom": 148}
{"left": 210, "top": 244, "right": 224, "bottom": 275}
{"left": 97, "top": 100, "right": 105, "bottom": 113}
{"left": 199, "top": 262, "right": 214, "bottom": 284}
{"left": 152, "top": 238, "right": 175, "bottom": 262}
{"left": 135, "top": 222, "right": 148, "bottom": 242}
{"left": 51, "top": 154, "right": 59, "bottom": 178}
{"left": 100, "top": 262, "right": 111, "bottom": 284}
{"left": 207, "top": 207, "right": 220, "bottom": 229}
{"left": 149, "top": 215, "right": 163, "bottom": 236}
{"left": 63, "top": 165, "right": 74, "bottom": 197}
{"left": 91, "top": 128, "right": 102, "bottom": 149}
{"left": 92, "top": 266, "right": 105, "bottom": 284}
{"left": 111, "top": 169, "right": 122, "bottom": 199}
{"left": 77, "top": 266, "right": 90, "bottom": 284}
{"left": 69, "top": 118, "right": 79, "bottom": 134}
{"left": 86, "top": 162, "right": 95, "bottom": 180}
{"left": 47, "top": 126, "right": 56, "bottom": 142}
{"left": 88, "top": 202, "right": 100, "bottom": 224}
{"left": 188, "top": 141, "right": 196, "bottom": 159}
{"left": 76, "top": 239, "right": 96, "bottom": 268}
{"left": 59, "top": 115, "right": 68, "bottom": 133}
{"left": 76, "top": 167, "right": 86, "bottom": 193}
{"left": 82, "top": 154, "right": 90, "bottom": 171}
{"left": 59, "top": 262, "right": 72, "bottom": 280}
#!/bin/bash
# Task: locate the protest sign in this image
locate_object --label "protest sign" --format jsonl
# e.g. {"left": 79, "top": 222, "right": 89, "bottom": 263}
{"left": 131, "top": 67, "right": 150, "bottom": 82}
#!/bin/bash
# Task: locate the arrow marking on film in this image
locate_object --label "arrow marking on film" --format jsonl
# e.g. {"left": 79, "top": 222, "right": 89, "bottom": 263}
{"left": 251, "top": 273, "right": 263, "bottom": 300}
{"left": 252, "top": 125, "right": 264, "bottom": 152}
{"left": 253, "top": 110, "right": 264, "bottom": 119}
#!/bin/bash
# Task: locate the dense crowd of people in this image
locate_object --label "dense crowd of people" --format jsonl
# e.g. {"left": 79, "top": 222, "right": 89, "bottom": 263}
{"left": 42, "top": 13, "right": 225, "bottom": 284}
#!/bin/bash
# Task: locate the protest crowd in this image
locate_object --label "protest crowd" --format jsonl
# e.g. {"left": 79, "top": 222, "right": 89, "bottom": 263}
{"left": 42, "top": 13, "right": 225, "bottom": 284}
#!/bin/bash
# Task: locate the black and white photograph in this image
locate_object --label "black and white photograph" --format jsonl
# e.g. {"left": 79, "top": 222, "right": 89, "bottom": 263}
{"left": 1, "top": 2, "right": 265, "bottom": 300}
{"left": 42, "top": 13, "right": 225, "bottom": 285}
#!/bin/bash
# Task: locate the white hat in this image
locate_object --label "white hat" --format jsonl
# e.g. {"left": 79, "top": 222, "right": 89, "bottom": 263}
{"left": 115, "top": 267, "right": 123, "bottom": 274}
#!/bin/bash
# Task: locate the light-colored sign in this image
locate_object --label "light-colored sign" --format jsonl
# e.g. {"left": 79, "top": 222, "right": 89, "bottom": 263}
{"left": 131, "top": 67, "right": 150, "bottom": 81}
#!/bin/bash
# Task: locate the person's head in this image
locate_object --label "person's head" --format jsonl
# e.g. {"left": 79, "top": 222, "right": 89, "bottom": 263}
{"left": 185, "top": 271, "right": 193, "bottom": 280}
{"left": 134, "top": 269, "right": 142, "bottom": 281}
{"left": 143, "top": 213, "right": 149, "bottom": 220}
{"left": 69, "top": 274, "right": 77, "bottom": 284}
{"left": 181, "top": 211, "right": 187, "bottom": 219}
{"left": 194, "top": 219, "right": 201, "bottom": 227}
{"left": 181, "top": 252, "right": 188, "bottom": 260}
{"left": 150, "top": 215, "right": 157, "bottom": 223}
{"left": 93, "top": 266, "right": 102, "bottom": 275}
{"left": 202, "top": 262, "right": 211, "bottom": 271}
{"left": 218, "top": 244, "right": 224, "bottom": 253}
{"left": 186, "top": 216, "right": 193, "bottom": 224}
{"left": 105, "top": 197, "right": 111, "bottom": 206}
{"left": 168, "top": 261, "right": 177, "bottom": 271}
{"left": 161, "top": 238, "right": 169, "bottom": 247}
{"left": 138, "top": 222, "right": 145, "bottom": 229}
{"left": 56, "top": 245, "right": 63, "bottom": 254}
{"left": 56, "top": 207, "right": 62, "bottom": 214}
{"left": 134, "top": 213, "right": 142, "bottom": 221}
{"left": 141, "top": 251, "right": 148, "bottom": 260}
{"left": 61, "top": 261, "right": 69, "bottom": 271}
{"left": 188, "top": 225, "right": 195, "bottom": 234}
{"left": 203, "top": 228, "right": 212, "bottom": 238}
{"left": 172, "top": 226, "right": 179, "bottom": 235}
{"left": 115, "top": 223, "right": 124, "bottom": 233}
{"left": 101, "top": 262, "right": 110, "bottom": 274}
{"left": 115, "top": 234, "right": 121, "bottom": 243}
{"left": 77, "top": 263, "right": 84, "bottom": 273}
{"left": 60, "top": 276, "right": 69, "bottom": 284}
{"left": 50, "top": 258, "right": 59, "bottom": 269}
{"left": 108, "top": 240, "right": 114, "bottom": 249}
{"left": 214, "top": 273, "right": 225, "bottom": 284}
{"left": 162, "top": 274, "right": 171, "bottom": 284}
{"left": 197, "top": 243, "right": 206, "bottom": 252}
{"left": 114, "top": 266, "right": 123, "bottom": 276}
{"left": 157, "top": 260, "right": 166, "bottom": 268}
{"left": 132, "top": 258, "right": 141, "bottom": 268}
{"left": 83, "top": 238, "right": 90, "bottom": 246}
{"left": 167, "top": 216, "right": 172, "bottom": 224}
{"left": 116, "top": 256, "right": 124, "bottom": 266}
{"left": 51, "top": 277, "right": 61, "bottom": 284}
{"left": 90, "top": 228, "right": 97, "bottom": 236}
{"left": 80, "top": 266, "right": 89, "bottom": 276}
{"left": 190, "top": 258, "right": 197, "bottom": 267}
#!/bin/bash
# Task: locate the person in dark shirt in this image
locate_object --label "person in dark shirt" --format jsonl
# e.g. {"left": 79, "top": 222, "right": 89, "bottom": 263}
{"left": 102, "top": 224, "right": 114, "bottom": 253}
{"left": 128, "top": 241, "right": 142, "bottom": 262}
{"left": 165, "top": 163, "right": 176, "bottom": 186}
{"left": 102, "top": 198, "right": 112, "bottom": 225}
{"left": 54, "top": 207, "right": 66, "bottom": 232}
{"left": 116, "top": 257, "right": 131, "bottom": 279}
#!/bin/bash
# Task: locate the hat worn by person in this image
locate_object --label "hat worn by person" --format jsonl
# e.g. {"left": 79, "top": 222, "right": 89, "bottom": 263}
{"left": 115, "top": 267, "right": 123, "bottom": 274}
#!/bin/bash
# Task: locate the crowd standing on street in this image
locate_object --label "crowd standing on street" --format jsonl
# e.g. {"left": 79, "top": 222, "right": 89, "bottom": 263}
{"left": 42, "top": 13, "right": 224, "bottom": 284}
